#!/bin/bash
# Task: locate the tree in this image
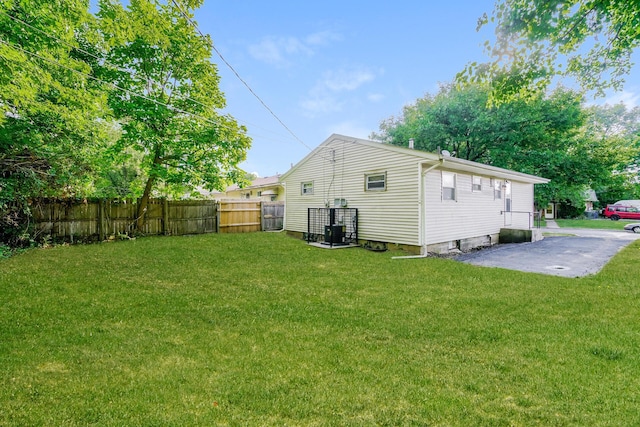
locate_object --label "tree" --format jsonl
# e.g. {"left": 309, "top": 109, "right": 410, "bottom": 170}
{"left": 458, "top": 0, "right": 640, "bottom": 101}
{"left": 96, "top": 0, "right": 251, "bottom": 230}
{"left": 583, "top": 103, "right": 640, "bottom": 204}
{"left": 1, "top": 0, "right": 112, "bottom": 246}
{"left": 372, "top": 85, "right": 639, "bottom": 213}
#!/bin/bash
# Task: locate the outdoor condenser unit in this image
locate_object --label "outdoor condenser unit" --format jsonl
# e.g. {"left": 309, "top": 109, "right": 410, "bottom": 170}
{"left": 324, "top": 224, "right": 345, "bottom": 245}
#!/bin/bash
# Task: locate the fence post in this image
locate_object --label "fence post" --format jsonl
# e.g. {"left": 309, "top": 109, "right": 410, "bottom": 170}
{"left": 215, "top": 201, "right": 220, "bottom": 233}
{"left": 98, "top": 199, "right": 105, "bottom": 241}
{"left": 163, "top": 198, "right": 170, "bottom": 235}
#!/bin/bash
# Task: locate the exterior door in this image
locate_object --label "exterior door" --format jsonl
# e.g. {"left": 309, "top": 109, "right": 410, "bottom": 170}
{"left": 545, "top": 204, "right": 555, "bottom": 219}
{"left": 504, "top": 181, "right": 512, "bottom": 226}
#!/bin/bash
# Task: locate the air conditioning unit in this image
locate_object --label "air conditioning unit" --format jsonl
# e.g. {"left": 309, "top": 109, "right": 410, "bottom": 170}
{"left": 324, "top": 225, "right": 345, "bottom": 244}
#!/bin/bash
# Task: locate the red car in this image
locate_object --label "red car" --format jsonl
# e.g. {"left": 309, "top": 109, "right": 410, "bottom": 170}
{"left": 603, "top": 205, "right": 640, "bottom": 221}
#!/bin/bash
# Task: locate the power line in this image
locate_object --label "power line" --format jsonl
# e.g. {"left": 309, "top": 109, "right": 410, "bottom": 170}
{"left": 168, "top": 0, "right": 313, "bottom": 152}
{"left": 2, "top": 5, "right": 312, "bottom": 153}
{"left": 0, "top": 38, "right": 251, "bottom": 135}
{"left": 0, "top": 10, "right": 245, "bottom": 131}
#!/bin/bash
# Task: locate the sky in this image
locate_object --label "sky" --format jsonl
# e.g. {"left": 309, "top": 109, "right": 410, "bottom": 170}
{"left": 191, "top": 1, "right": 640, "bottom": 178}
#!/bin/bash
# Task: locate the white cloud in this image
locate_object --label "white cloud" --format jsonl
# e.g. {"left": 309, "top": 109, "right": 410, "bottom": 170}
{"left": 603, "top": 90, "right": 640, "bottom": 109}
{"left": 329, "top": 120, "right": 374, "bottom": 140}
{"left": 367, "top": 93, "right": 385, "bottom": 103}
{"left": 301, "top": 67, "right": 379, "bottom": 117}
{"left": 305, "top": 30, "right": 342, "bottom": 46}
{"left": 248, "top": 31, "right": 340, "bottom": 67}
{"left": 300, "top": 94, "right": 344, "bottom": 117}
{"left": 248, "top": 36, "right": 312, "bottom": 66}
{"left": 322, "top": 68, "right": 376, "bottom": 92}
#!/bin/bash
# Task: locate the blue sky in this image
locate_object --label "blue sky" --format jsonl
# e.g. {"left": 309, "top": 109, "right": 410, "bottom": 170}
{"left": 192, "top": 1, "right": 640, "bottom": 178}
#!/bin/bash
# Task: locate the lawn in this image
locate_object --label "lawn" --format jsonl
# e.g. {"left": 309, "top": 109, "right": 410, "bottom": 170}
{"left": 555, "top": 218, "right": 635, "bottom": 230}
{"left": 2, "top": 232, "right": 640, "bottom": 426}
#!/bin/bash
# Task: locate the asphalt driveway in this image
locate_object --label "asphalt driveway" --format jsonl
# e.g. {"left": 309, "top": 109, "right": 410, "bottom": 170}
{"left": 455, "top": 225, "right": 640, "bottom": 278}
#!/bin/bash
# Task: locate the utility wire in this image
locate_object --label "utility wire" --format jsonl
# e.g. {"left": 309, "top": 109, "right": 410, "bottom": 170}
{"left": 168, "top": 0, "right": 313, "bottom": 152}
{"left": 0, "top": 9, "right": 291, "bottom": 140}
{"left": 1, "top": 6, "right": 308, "bottom": 150}
{"left": 0, "top": 38, "right": 253, "bottom": 134}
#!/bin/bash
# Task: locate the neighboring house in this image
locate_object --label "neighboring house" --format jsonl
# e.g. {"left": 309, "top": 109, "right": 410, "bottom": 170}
{"left": 224, "top": 174, "right": 284, "bottom": 201}
{"left": 546, "top": 189, "right": 599, "bottom": 219}
{"left": 280, "top": 134, "right": 549, "bottom": 254}
{"left": 584, "top": 189, "right": 599, "bottom": 211}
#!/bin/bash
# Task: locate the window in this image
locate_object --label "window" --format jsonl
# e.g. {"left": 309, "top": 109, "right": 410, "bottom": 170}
{"left": 505, "top": 181, "right": 512, "bottom": 211}
{"left": 301, "top": 181, "right": 314, "bottom": 195}
{"left": 494, "top": 179, "right": 503, "bottom": 199}
{"left": 442, "top": 172, "right": 456, "bottom": 200}
{"left": 472, "top": 176, "right": 482, "bottom": 192}
{"left": 365, "top": 172, "right": 386, "bottom": 191}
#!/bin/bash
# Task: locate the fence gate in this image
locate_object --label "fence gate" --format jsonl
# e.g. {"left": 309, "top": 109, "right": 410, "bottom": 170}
{"left": 218, "top": 200, "right": 262, "bottom": 233}
{"left": 262, "top": 202, "right": 284, "bottom": 231}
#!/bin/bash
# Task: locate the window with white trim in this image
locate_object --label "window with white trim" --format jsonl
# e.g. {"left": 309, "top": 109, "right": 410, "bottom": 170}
{"left": 301, "top": 181, "right": 314, "bottom": 195}
{"left": 472, "top": 175, "right": 482, "bottom": 192}
{"left": 494, "top": 179, "right": 503, "bottom": 199}
{"left": 442, "top": 172, "right": 456, "bottom": 200}
{"left": 365, "top": 172, "right": 386, "bottom": 191}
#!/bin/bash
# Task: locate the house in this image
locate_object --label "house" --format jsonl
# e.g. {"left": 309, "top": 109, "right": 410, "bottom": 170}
{"left": 224, "top": 174, "right": 283, "bottom": 201}
{"left": 545, "top": 189, "right": 599, "bottom": 219}
{"left": 280, "top": 134, "right": 550, "bottom": 254}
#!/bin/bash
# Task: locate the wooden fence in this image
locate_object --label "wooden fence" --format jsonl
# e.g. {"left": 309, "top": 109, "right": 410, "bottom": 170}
{"left": 30, "top": 198, "right": 284, "bottom": 242}
{"left": 218, "top": 200, "right": 261, "bottom": 233}
{"left": 262, "top": 201, "right": 284, "bottom": 231}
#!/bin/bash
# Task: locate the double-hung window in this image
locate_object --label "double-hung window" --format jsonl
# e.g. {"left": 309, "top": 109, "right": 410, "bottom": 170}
{"left": 472, "top": 176, "right": 482, "bottom": 192}
{"left": 494, "top": 179, "right": 503, "bottom": 199}
{"left": 301, "top": 181, "right": 314, "bottom": 195}
{"left": 442, "top": 172, "right": 456, "bottom": 200}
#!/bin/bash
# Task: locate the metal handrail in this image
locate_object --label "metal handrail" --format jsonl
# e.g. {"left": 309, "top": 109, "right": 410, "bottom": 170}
{"left": 501, "top": 210, "right": 542, "bottom": 229}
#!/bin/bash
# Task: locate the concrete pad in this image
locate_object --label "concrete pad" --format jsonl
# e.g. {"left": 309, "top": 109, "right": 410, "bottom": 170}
{"left": 455, "top": 228, "right": 640, "bottom": 278}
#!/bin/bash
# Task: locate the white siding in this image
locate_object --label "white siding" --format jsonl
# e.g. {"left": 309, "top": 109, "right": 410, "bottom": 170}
{"left": 283, "top": 138, "right": 422, "bottom": 245}
{"left": 283, "top": 135, "right": 545, "bottom": 248}
{"left": 424, "top": 170, "right": 536, "bottom": 245}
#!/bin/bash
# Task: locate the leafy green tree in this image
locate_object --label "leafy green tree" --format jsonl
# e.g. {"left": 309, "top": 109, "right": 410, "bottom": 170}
{"left": 458, "top": 0, "right": 640, "bottom": 101}
{"left": 583, "top": 103, "right": 640, "bottom": 205}
{"left": 372, "top": 85, "right": 639, "bottom": 214}
{"left": 0, "top": 0, "right": 111, "bottom": 246}
{"left": 96, "top": 0, "right": 251, "bottom": 230}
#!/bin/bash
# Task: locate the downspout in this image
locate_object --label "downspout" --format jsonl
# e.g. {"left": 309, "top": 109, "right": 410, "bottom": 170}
{"left": 272, "top": 182, "right": 286, "bottom": 233}
{"left": 393, "top": 158, "right": 445, "bottom": 259}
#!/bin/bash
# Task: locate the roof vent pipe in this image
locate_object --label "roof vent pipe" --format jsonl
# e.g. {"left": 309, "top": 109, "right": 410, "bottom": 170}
{"left": 409, "top": 138, "right": 414, "bottom": 149}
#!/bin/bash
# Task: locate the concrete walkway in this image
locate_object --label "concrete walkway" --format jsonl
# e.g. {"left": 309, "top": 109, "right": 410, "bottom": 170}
{"left": 545, "top": 219, "right": 560, "bottom": 228}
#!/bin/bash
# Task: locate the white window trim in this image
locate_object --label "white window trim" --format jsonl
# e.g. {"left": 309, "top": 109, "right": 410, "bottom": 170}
{"left": 301, "top": 181, "right": 314, "bottom": 195}
{"left": 493, "top": 179, "right": 503, "bottom": 200}
{"left": 442, "top": 171, "right": 456, "bottom": 201}
{"left": 472, "top": 175, "right": 482, "bottom": 192}
{"left": 365, "top": 172, "right": 387, "bottom": 191}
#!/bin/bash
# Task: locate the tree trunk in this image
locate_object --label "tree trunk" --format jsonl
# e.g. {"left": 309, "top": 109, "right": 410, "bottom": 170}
{"left": 136, "top": 150, "right": 163, "bottom": 232}
{"left": 136, "top": 175, "right": 156, "bottom": 232}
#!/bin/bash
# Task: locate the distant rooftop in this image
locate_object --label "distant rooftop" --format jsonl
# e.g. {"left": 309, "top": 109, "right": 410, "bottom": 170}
{"left": 226, "top": 174, "right": 281, "bottom": 191}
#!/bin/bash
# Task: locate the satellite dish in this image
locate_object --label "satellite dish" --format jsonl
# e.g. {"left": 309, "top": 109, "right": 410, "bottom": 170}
{"left": 441, "top": 150, "right": 451, "bottom": 157}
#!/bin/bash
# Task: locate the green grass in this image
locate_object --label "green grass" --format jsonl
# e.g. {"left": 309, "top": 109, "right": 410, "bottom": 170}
{"left": 555, "top": 218, "right": 635, "bottom": 230}
{"left": 2, "top": 233, "right": 640, "bottom": 426}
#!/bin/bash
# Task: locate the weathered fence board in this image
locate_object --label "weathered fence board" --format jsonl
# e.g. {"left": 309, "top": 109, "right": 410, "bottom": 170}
{"left": 29, "top": 198, "right": 279, "bottom": 241}
{"left": 31, "top": 198, "right": 217, "bottom": 241}
{"left": 262, "top": 202, "right": 284, "bottom": 231}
